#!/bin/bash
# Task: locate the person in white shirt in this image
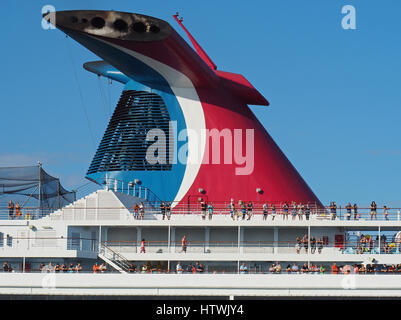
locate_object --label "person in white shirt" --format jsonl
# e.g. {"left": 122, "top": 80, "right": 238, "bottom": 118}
{"left": 176, "top": 262, "right": 183, "bottom": 274}
{"left": 291, "top": 262, "right": 299, "bottom": 274}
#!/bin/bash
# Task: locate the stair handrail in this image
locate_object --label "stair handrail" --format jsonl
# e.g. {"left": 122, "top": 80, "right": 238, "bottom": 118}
{"left": 99, "top": 241, "right": 131, "bottom": 271}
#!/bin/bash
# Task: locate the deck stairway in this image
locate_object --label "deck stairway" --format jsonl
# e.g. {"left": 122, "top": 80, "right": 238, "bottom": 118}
{"left": 98, "top": 242, "right": 131, "bottom": 273}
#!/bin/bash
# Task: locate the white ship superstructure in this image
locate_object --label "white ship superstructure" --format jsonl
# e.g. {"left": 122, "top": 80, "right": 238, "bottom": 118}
{"left": 1, "top": 184, "right": 401, "bottom": 297}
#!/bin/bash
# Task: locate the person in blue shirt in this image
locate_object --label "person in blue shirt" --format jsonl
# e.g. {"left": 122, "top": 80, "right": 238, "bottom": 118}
{"left": 207, "top": 202, "right": 214, "bottom": 220}
{"left": 239, "top": 263, "right": 248, "bottom": 274}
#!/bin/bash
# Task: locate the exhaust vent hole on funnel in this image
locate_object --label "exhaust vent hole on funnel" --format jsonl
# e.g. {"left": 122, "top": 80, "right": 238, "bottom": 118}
{"left": 113, "top": 19, "right": 128, "bottom": 32}
{"left": 132, "top": 22, "right": 146, "bottom": 33}
{"left": 91, "top": 17, "right": 105, "bottom": 29}
{"left": 149, "top": 25, "right": 160, "bottom": 33}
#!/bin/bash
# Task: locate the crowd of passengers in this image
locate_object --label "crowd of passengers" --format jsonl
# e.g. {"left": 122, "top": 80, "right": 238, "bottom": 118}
{"left": 4, "top": 260, "right": 401, "bottom": 274}
{"left": 354, "top": 234, "right": 397, "bottom": 254}
{"left": 238, "top": 262, "right": 401, "bottom": 274}
{"left": 5, "top": 199, "right": 396, "bottom": 221}
{"left": 0, "top": 261, "right": 84, "bottom": 273}
{"left": 295, "top": 235, "right": 325, "bottom": 254}
{"left": 1, "top": 261, "right": 112, "bottom": 273}
{"left": 126, "top": 261, "right": 401, "bottom": 275}
{"left": 127, "top": 199, "right": 397, "bottom": 221}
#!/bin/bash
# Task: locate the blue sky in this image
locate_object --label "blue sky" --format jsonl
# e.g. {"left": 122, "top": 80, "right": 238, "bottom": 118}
{"left": 1, "top": 0, "right": 400, "bottom": 207}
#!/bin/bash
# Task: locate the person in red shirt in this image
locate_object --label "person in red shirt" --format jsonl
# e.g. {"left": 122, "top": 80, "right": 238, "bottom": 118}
{"left": 140, "top": 238, "right": 146, "bottom": 253}
{"left": 332, "top": 262, "right": 339, "bottom": 274}
{"left": 181, "top": 235, "right": 187, "bottom": 253}
{"left": 93, "top": 262, "right": 100, "bottom": 274}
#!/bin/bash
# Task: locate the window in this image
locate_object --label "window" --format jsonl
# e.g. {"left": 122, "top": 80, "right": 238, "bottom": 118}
{"left": 70, "top": 232, "right": 81, "bottom": 250}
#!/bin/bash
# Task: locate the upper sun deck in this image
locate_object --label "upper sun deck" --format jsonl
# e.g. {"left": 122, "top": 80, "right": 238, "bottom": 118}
{"left": 2, "top": 189, "right": 401, "bottom": 228}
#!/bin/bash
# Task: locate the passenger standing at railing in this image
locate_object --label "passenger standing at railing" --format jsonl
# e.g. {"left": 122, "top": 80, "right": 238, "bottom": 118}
{"left": 271, "top": 204, "right": 276, "bottom": 221}
{"left": 295, "top": 237, "right": 301, "bottom": 254}
{"left": 291, "top": 202, "right": 297, "bottom": 221}
{"left": 297, "top": 203, "right": 304, "bottom": 221}
{"left": 239, "top": 263, "right": 248, "bottom": 274}
{"left": 3, "top": 261, "right": 12, "bottom": 272}
{"left": 15, "top": 202, "right": 22, "bottom": 219}
{"left": 140, "top": 238, "right": 146, "bottom": 253}
{"left": 262, "top": 202, "right": 268, "bottom": 221}
{"left": 247, "top": 201, "right": 253, "bottom": 220}
{"left": 160, "top": 202, "right": 166, "bottom": 220}
{"left": 319, "top": 265, "right": 326, "bottom": 274}
{"left": 300, "top": 263, "right": 309, "bottom": 273}
{"left": 370, "top": 201, "right": 377, "bottom": 220}
{"left": 74, "top": 263, "right": 82, "bottom": 272}
{"left": 166, "top": 202, "right": 171, "bottom": 220}
{"left": 353, "top": 203, "right": 359, "bottom": 220}
{"left": 317, "top": 237, "right": 323, "bottom": 254}
{"left": 207, "top": 202, "right": 214, "bottom": 220}
{"left": 181, "top": 235, "right": 187, "bottom": 253}
{"left": 128, "top": 264, "right": 136, "bottom": 273}
{"left": 291, "top": 262, "right": 299, "bottom": 274}
{"left": 229, "top": 199, "right": 236, "bottom": 220}
{"left": 383, "top": 205, "right": 389, "bottom": 221}
{"left": 310, "top": 236, "right": 316, "bottom": 254}
{"left": 8, "top": 200, "right": 14, "bottom": 220}
{"left": 139, "top": 202, "right": 145, "bottom": 220}
{"left": 195, "top": 261, "right": 204, "bottom": 273}
{"left": 283, "top": 202, "right": 289, "bottom": 220}
{"left": 176, "top": 261, "right": 183, "bottom": 274}
{"left": 92, "top": 262, "right": 100, "bottom": 274}
{"left": 275, "top": 261, "right": 282, "bottom": 273}
{"left": 345, "top": 203, "right": 352, "bottom": 221}
{"left": 133, "top": 203, "right": 139, "bottom": 219}
{"left": 240, "top": 201, "right": 246, "bottom": 220}
{"left": 269, "top": 263, "right": 275, "bottom": 273}
{"left": 200, "top": 199, "right": 207, "bottom": 220}
{"left": 99, "top": 262, "right": 107, "bottom": 273}
{"left": 305, "top": 203, "right": 310, "bottom": 220}
{"left": 329, "top": 202, "right": 337, "bottom": 220}
{"left": 331, "top": 263, "right": 339, "bottom": 274}
{"left": 302, "top": 234, "right": 308, "bottom": 253}
{"left": 186, "top": 263, "right": 193, "bottom": 273}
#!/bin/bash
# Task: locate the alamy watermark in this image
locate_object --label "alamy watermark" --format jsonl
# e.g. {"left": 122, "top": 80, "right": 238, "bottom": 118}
{"left": 145, "top": 122, "right": 255, "bottom": 176}
{"left": 342, "top": 5, "right": 356, "bottom": 30}
{"left": 41, "top": 5, "right": 56, "bottom": 30}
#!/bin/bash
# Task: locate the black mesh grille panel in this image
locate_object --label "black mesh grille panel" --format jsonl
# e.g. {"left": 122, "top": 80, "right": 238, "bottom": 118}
{"left": 87, "top": 90, "right": 172, "bottom": 174}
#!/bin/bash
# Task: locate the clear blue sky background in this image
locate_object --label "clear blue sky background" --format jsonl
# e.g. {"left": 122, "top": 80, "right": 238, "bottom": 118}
{"left": 1, "top": 0, "right": 400, "bottom": 207}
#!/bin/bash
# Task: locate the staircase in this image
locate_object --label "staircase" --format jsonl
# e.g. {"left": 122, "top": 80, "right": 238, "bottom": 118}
{"left": 98, "top": 242, "right": 131, "bottom": 273}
